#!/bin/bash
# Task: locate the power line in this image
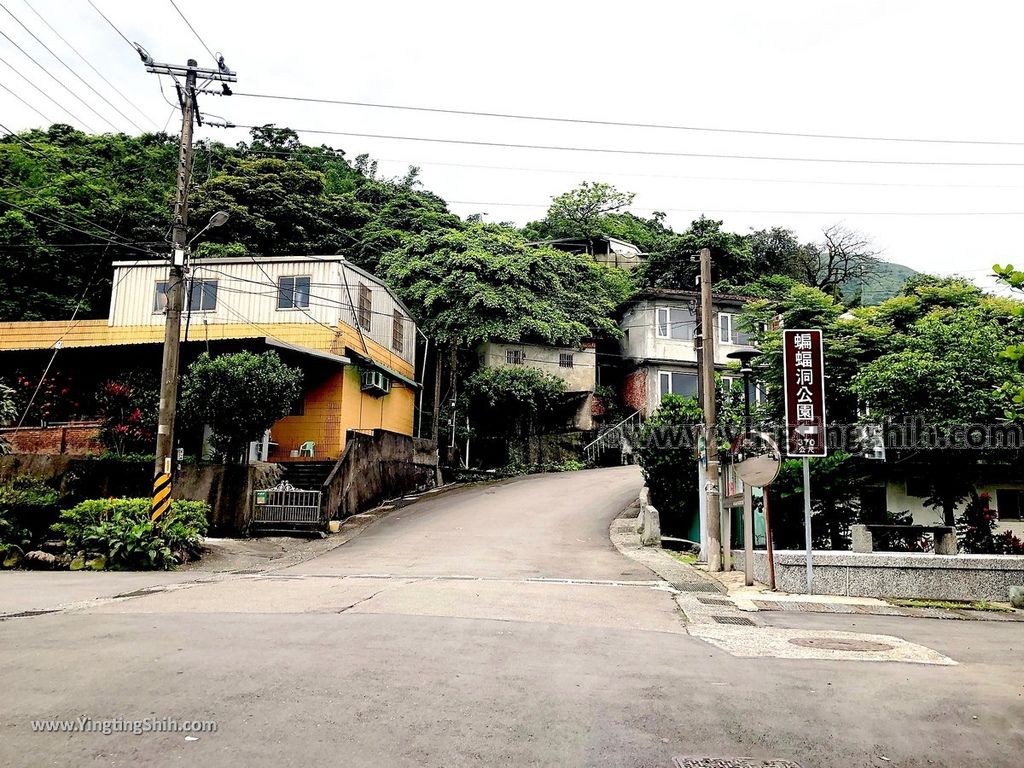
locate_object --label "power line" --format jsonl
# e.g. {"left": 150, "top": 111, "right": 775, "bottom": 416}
{"left": 20, "top": 0, "right": 158, "bottom": 129}
{"left": 235, "top": 124, "right": 1024, "bottom": 168}
{"left": 445, "top": 200, "right": 1024, "bottom": 217}
{"left": 0, "top": 52, "right": 96, "bottom": 130}
{"left": 0, "top": 0, "right": 141, "bottom": 131}
{"left": 0, "top": 27, "right": 116, "bottom": 131}
{"left": 0, "top": 80, "right": 53, "bottom": 123}
{"left": 166, "top": 0, "right": 218, "bottom": 65}
{"left": 85, "top": 0, "right": 134, "bottom": 50}
{"left": 0, "top": 195, "right": 161, "bottom": 256}
{"left": 232, "top": 91, "right": 1024, "bottom": 148}
{"left": 369, "top": 156, "right": 1024, "bottom": 192}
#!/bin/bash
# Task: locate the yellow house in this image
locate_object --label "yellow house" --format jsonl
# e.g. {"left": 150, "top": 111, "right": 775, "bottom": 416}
{"left": 0, "top": 255, "right": 421, "bottom": 462}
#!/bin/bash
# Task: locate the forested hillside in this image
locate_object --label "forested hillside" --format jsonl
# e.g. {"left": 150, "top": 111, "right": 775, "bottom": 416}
{"left": 0, "top": 125, "right": 918, "bottom": 326}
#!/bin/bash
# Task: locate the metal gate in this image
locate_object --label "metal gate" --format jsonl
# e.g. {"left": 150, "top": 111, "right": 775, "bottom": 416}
{"left": 252, "top": 480, "right": 323, "bottom": 527}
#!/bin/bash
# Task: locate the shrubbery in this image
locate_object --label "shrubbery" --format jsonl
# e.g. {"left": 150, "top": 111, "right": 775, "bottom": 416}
{"left": 0, "top": 477, "right": 60, "bottom": 550}
{"left": 53, "top": 498, "right": 209, "bottom": 570}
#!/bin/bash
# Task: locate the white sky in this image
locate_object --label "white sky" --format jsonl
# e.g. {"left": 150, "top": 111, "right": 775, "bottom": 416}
{"left": 2, "top": 1, "right": 1022, "bottom": 294}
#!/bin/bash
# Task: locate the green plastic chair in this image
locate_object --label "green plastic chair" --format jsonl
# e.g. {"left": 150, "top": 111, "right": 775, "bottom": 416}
{"left": 298, "top": 441, "right": 315, "bottom": 457}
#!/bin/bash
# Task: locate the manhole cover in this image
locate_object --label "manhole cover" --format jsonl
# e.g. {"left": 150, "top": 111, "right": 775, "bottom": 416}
{"left": 711, "top": 615, "right": 756, "bottom": 626}
{"left": 674, "top": 758, "right": 803, "bottom": 768}
{"left": 788, "top": 637, "right": 894, "bottom": 652}
{"left": 696, "top": 596, "right": 732, "bottom": 606}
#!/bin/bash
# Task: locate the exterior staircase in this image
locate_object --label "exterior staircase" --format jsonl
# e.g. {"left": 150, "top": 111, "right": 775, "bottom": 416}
{"left": 279, "top": 461, "right": 336, "bottom": 491}
{"left": 583, "top": 410, "right": 643, "bottom": 465}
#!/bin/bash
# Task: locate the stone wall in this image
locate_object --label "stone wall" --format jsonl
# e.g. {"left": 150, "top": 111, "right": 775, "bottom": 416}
{"left": 174, "top": 462, "right": 282, "bottom": 536}
{"left": 732, "top": 548, "right": 1024, "bottom": 602}
{"left": 322, "top": 429, "right": 437, "bottom": 520}
{"left": 0, "top": 424, "right": 103, "bottom": 456}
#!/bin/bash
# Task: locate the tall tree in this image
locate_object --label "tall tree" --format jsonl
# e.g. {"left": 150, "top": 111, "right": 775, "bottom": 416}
{"left": 532, "top": 181, "right": 636, "bottom": 239}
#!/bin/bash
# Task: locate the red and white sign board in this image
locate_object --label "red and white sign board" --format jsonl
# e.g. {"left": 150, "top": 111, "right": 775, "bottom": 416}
{"left": 782, "top": 329, "right": 827, "bottom": 458}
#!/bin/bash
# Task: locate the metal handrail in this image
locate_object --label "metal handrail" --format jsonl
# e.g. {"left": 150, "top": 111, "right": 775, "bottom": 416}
{"left": 583, "top": 410, "right": 642, "bottom": 462}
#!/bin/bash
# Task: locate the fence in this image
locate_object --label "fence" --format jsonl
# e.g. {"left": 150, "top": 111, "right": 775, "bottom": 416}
{"left": 251, "top": 480, "right": 323, "bottom": 528}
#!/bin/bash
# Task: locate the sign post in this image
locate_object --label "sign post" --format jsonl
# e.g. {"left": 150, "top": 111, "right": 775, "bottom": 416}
{"left": 782, "top": 329, "right": 827, "bottom": 594}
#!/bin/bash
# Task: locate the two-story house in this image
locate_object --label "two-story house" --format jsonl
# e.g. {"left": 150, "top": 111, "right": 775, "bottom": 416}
{"left": 0, "top": 255, "right": 419, "bottom": 462}
{"left": 618, "top": 288, "right": 754, "bottom": 417}
{"left": 476, "top": 340, "right": 596, "bottom": 429}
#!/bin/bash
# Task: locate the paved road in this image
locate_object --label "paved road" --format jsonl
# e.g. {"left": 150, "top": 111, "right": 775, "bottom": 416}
{"left": 1, "top": 466, "right": 1022, "bottom": 768}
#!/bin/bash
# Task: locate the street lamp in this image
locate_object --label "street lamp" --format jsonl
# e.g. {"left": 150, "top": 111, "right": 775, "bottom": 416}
{"left": 188, "top": 210, "right": 230, "bottom": 247}
{"left": 726, "top": 346, "right": 762, "bottom": 435}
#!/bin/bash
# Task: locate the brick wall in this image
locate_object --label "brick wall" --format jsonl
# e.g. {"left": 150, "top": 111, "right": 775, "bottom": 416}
{"left": 623, "top": 369, "right": 647, "bottom": 415}
{"left": 0, "top": 424, "right": 103, "bottom": 456}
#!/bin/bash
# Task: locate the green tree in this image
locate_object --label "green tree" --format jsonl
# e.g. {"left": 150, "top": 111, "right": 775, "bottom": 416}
{"left": 465, "top": 367, "right": 567, "bottom": 439}
{"left": 95, "top": 372, "right": 158, "bottom": 456}
{"left": 380, "top": 222, "right": 630, "bottom": 348}
{"left": 637, "top": 216, "right": 755, "bottom": 289}
{"left": 180, "top": 351, "right": 303, "bottom": 463}
{"left": 534, "top": 182, "right": 636, "bottom": 239}
{"left": 634, "top": 394, "right": 703, "bottom": 536}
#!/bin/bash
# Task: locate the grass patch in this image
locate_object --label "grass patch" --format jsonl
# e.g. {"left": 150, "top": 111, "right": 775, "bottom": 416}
{"left": 666, "top": 550, "right": 698, "bottom": 566}
{"left": 891, "top": 598, "right": 1013, "bottom": 613}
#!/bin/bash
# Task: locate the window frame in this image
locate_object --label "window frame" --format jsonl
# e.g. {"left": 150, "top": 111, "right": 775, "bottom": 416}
{"left": 154, "top": 278, "right": 218, "bottom": 314}
{"left": 996, "top": 489, "right": 1024, "bottom": 520}
{"left": 718, "top": 312, "right": 735, "bottom": 345}
{"left": 277, "top": 275, "right": 311, "bottom": 310}
{"left": 559, "top": 352, "right": 574, "bottom": 369}
{"left": 357, "top": 284, "right": 372, "bottom": 331}
{"left": 506, "top": 349, "right": 524, "bottom": 365}
{"left": 391, "top": 310, "right": 404, "bottom": 353}
{"left": 658, "top": 369, "right": 699, "bottom": 400}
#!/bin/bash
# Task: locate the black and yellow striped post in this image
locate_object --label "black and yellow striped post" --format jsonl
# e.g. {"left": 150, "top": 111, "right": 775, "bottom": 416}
{"left": 151, "top": 472, "right": 172, "bottom": 522}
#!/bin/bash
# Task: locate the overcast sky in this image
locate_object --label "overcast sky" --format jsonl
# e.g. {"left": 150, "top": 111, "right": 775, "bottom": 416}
{"left": 2, "top": 1, "right": 1022, "bottom": 294}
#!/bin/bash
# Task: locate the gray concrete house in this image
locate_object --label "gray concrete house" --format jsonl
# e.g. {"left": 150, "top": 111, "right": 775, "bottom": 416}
{"left": 619, "top": 288, "right": 756, "bottom": 417}
{"left": 476, "top": 341, "right": 596, "bottom": 429}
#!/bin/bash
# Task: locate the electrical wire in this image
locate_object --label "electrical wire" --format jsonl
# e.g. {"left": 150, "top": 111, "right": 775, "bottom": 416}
{"left": 0, "top": 27, "right": 118, "bottom": 132}
{"left": 234, "top": 124, "right": 1024, "bottom": 168}
{"left": 85, "top": 0, "right": 134, "bottom": 50}
{"left": 0, "top": 52, "right": 95, "bottom": 129}
{"left": 20, "top": 0, "right": 158, "bottom": 129}
{"left": 0, "top": 0, "right": 142, "bottom": 131}
{"left": 232, "top": 92, "right": 1024, "bottom": 148}
{"left": 166, "top": 0, "right": 218, "bottom": 65}
{"left": 0, "top": 80, "right": 53, "bottom": 123}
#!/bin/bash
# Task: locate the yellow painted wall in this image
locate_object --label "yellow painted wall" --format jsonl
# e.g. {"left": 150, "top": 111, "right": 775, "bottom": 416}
{"left": 0, "top": 319, "right": 420, "bottom": 461}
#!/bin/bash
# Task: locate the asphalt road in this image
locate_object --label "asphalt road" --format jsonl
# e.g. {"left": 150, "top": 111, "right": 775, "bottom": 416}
{"left": 1, "top": 466, "right": 1022, "bottom": 768}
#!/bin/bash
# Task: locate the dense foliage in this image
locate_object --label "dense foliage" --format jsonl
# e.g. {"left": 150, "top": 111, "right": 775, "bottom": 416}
{"left": 381, "top": 222, "right": 632, "bottom": 348}
{"left": 180, "top": 350, "right": 303, "bottom": 462}
{"left": 53, "top": 497, "right": 209, "bottom": 570}
{"left": 464, "top": 366, "right": 568, "bottom": 437}
{"left": 95, "top": 372, "right": 159, "bottom": 456}
{"left": 0, "top": 476, "right": 60, "bottom": 550}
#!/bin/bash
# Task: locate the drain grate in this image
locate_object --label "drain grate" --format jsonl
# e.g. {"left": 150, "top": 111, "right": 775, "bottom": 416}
{"left": 679, "top": 581, "right": 724, "bottom": 594}
{"left": 696, "top": 596, "right": 732, "bottom": 606}
{"left": 674, "top": 758, "right": 803, "bottom": 768}
{"left": 711, "top": 615, "right": 756, "bottom": 626}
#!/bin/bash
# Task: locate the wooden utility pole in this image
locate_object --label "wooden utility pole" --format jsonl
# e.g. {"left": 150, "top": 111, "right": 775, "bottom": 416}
{"left": 140, "top": 51, "right": 236, "bottom": 518}
{"left": 698, "top": 247, "right": 723, "bottom": 571}
{"left": 153, "top": 60, "right": 198, "bottom": 484}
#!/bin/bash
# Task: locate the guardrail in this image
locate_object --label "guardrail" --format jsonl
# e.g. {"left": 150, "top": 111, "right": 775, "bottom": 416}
{"left": 583, "top": 410, "right": 643, "bottom": 464}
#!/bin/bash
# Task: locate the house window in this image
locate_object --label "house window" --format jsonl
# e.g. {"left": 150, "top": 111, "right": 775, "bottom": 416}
{"left": 357, "top": 284, "right": 372, "bottom": 330}
{"left": 506, "top": 349, "right": 524, "bottom": 365}
{"left": 278, "top": 276, "right": 311, "bottom": 309}
{"left": 658, "top": 370, "right": 698, "bottom": 400}
{"left": 559, "top": 352, "right": 574, "bottom": 368}
{"left": 155, "top": 279, "right": 217, "bottom": 313}
{"left": 656, "top": 306, "right": 695, "bottom": 340}
{"left": 996, "top": 489, "right": 1024, "bottom": 520}
{"left": 719, "top": 312, "right": 735, "bottom": 344}
{"left": 391, "top": 310, "right": 404, "bottom": 353}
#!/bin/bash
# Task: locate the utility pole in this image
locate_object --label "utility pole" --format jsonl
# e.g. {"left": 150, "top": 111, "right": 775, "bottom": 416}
{"left": 140, "top": 51, "right": 236, "bottom": 519}
{"left": 698, "top": 247, "right": 722, "bottom": 571}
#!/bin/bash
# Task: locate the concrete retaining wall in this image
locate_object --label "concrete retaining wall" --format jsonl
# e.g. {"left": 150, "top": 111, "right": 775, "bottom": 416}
{"left": 732, "top": 549, "right": 1024, "bottom": 602}
{"left": 322, "top": 429, "right": 437, "bottom": 520}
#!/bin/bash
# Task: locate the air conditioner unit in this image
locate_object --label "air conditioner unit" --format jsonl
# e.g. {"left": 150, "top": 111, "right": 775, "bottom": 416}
{"left": 360, "top": 369, "right": 391, "bottom": 396}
